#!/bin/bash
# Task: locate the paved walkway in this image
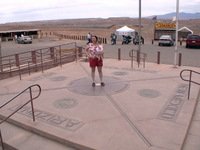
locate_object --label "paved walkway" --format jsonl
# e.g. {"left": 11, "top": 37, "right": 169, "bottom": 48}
{"left": 0, "top": 59, "right": 200, "bottom": 150}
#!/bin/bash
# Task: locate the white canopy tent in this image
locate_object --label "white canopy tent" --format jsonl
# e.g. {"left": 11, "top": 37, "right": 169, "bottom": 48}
{"left": 116, "top": 26, "right": 135, "bottom": 36}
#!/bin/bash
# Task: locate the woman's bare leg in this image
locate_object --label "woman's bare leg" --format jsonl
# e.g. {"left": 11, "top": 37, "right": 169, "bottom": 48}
{"left": 91, "top": 67, "right": 95, "bottom": 83}
{"left": 97, "top": 66, "right": 103, "bottom": 83}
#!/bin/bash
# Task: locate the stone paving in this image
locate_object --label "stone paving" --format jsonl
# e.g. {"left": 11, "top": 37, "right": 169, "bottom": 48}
{"left": 0, "top": 58, "right": 200, "bottom": 150}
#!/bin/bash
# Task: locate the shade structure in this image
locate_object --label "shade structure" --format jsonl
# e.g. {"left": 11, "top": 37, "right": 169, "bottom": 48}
{"left": 116, "top": 26, "right": 135, "bottom": 36}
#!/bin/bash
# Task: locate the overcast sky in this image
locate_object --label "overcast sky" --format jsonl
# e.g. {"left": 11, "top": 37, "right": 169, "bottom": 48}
{"left": 0, "top": 0, "right": 199, "bottom": 23}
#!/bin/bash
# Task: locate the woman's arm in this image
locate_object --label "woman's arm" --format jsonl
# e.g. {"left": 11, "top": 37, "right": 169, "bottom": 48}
{"left": 96, "top": 44, "right": 104, "bottom": 55}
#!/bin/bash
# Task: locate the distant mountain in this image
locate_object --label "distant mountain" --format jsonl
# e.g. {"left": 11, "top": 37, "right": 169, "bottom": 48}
{"left": 149, "top": 12, "right": 200, "bottom": 20}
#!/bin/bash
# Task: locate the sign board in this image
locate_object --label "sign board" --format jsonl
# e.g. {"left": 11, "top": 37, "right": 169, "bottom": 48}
{"left": 155, "top": 22, "right": 176, "bottom": 30}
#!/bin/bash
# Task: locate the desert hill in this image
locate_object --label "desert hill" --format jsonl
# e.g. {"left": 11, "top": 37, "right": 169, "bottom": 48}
{"left": 0, "top": 18, "right": 200, "bottom": 41}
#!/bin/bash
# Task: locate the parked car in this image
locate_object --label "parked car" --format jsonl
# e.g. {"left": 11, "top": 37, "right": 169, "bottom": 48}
{"left": 158, "top": 35, "right": 174, "bottom": 46}
{"left": 186, "top": 34, "right": 200, "bottom": 48}
{"left": 17, "top": 36, "right": 32, "bottom": 44}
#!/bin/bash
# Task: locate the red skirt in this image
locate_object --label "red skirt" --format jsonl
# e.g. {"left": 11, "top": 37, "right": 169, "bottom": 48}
{"left": 89, "top": 57, "right": 103, "bottom": 67}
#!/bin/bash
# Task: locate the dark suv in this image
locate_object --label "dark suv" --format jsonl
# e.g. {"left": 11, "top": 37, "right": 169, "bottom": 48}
{"left": 186, "top": 34, "right": 200, "bottom": 48}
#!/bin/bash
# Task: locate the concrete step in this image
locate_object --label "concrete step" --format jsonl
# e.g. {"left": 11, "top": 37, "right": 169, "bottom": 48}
{"left": 0, "top": 121, "right": 78, "bottom": 150}
{"left": 182, "top": 92, "right": 200, "bottom": 150}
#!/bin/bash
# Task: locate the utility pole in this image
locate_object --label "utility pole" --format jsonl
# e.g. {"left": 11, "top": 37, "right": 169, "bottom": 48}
{"left": 138, "top": 0, "right": 142, "bottom": 67}
{"left": 174, "top": 0, "right": 179, "bottom": 67}
{"left": 0, "top": 38, "right": 2, "bottom": 72}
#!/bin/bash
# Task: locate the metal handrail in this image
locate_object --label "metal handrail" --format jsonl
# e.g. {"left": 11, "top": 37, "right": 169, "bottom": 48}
{"left": 0, "top": 84, "right": 41, "bottom": 150}
{"left": 180, "top": 69, "right": 200, "bottom": 99}
{"left": 0, "top": 42, "right": 77, "bottom": 80}
{"left": 129, "top": 49, "right": 147, "bottom": 68}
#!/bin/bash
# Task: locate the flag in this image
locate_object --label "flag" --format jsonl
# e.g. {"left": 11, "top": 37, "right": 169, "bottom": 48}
{"left": 152, "top": 16, "right": 157, "bottom": 20}
{"left": 172, "top": 16, "right": 176, "bottom": 22}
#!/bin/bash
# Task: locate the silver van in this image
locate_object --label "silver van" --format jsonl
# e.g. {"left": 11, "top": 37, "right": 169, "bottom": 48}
{"left": 17, "top": 36, "right": 32, "bottom": 44}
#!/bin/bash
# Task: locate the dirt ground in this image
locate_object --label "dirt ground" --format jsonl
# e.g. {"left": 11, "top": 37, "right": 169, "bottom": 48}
{"left": 0, "top": 18, "right": 200, "bottom": 41}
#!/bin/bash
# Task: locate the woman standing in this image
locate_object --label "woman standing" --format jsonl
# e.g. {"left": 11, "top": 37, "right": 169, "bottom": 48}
{"left": 85, "top": 35, "right": 105, "bottom": 87}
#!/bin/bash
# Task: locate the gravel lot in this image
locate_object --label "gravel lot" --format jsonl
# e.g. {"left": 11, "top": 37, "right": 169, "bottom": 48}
{"left": 1, "top": 38, "right": 200, "bottom": 67}
{"left": 103, "top": 40, "right": 200, "bottom": 67}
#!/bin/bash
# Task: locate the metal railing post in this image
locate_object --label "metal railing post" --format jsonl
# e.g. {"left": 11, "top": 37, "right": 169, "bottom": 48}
{"left": 9, "top": 57, "right": 12, "bottom": 77}
{"left": 31, "top": 51, "right": 37, "bottom": 64}
{"left": 180, "top": 69, "right": 200, "bottom": 100}
{"left": 59, "top": 46, "right": 62, "bottom": 67}
{"left": 15, "top": 54, "right": 20, "bottom": 67}
{"left": 40, "top": 49, "right": 44, "bottom": 73}
{"left": 76, "top": 48, "right": 78, "bottom": 62}
{"left": 129, "top": 49, "right": 134, "bottom": 69}
{"left": 157, "top": 51, "right": 160, "bottom": 64}
{"left": 131, "top": 50, "right": 134, "bottom": 69}
{"left": 75, "top": 43, "right": 78, "bottom": 63}
{"left": 0, "top": 38, "right": 2, "bottom": 72}
{"left": 118, "top": 48, "right": 121, "bottom": 61}
{"left": 18, "top": 65, "right": 21, "bottom": 80}
{"left": 136, "top": 50, "right": 140, "bottom": 68}
{"left": 178, "top": 53, "right": 182, "bottom": 66}
{"left": 28, "top": 61, "right": 31, "bottom": 75}
{"left": 188, "top": 71, "right": 192, "bottom": 100}
{"left": 0, "top": 129, "right": 5, "bottom": 150}
{"left": 29, "top": 87, "right": 35, "bottom": 122}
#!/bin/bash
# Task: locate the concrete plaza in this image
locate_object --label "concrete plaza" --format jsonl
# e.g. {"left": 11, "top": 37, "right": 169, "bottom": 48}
{"left": 0, "top": 58, "right": 200, "bottom": 150}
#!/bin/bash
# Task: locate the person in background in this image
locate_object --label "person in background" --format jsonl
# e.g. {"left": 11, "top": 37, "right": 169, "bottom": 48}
{"left": 87, "top": 32, "right": 92, "bottom": 44}
{"left": 14, "top": 35, "right": 18, "bottom": 43}
{"left": 85, "top": 35, "right": 105, "bottom": 87}
{"left": 111, "top": 33, "right": 117, "bottom": 45}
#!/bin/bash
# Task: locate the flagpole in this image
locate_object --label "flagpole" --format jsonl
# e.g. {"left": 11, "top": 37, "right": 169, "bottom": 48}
{"left": 138, "top": 0, "right": 141, "bottom": 66}
{"left": 174, "top": 0, "right": 179, "bottom": 67}
{"left": 0, "top": 38, "right": 2, "bottom": 72}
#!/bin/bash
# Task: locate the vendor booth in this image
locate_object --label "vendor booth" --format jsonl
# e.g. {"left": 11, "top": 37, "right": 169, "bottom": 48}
{"left": 116, "top": 26, "right": 135, "bottom": 41}
{"left": 178, "top": 27, "right": 193, "bottom": 40}
{"left": 116, "top": 25, "right": 135, "bottom": 36}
